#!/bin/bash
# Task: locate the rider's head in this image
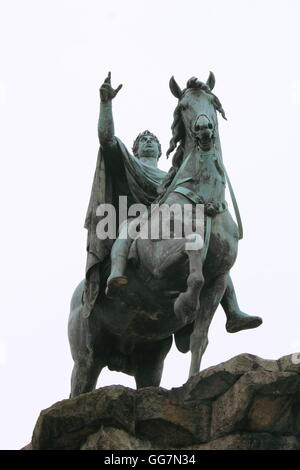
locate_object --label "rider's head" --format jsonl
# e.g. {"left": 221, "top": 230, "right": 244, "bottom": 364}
{"left": 132, "top": 130, "right": 162, "bottom": 160}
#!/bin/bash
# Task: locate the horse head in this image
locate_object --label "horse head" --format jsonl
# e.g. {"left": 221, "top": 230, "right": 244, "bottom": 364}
{"left": 168, "top": 73, "right": 226, "bottom": 156}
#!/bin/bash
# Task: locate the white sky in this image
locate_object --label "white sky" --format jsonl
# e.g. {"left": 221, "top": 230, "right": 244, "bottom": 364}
{"left": 1, "top": 0, "right": 300, "bottom": 449}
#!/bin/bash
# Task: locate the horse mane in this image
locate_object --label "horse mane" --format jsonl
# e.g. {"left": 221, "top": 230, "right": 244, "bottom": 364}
{"left": 158, "top": 78, "right": 226, "bottom": 195}
{"left": 157, "top": 105, "right": 185, "bottom": 194}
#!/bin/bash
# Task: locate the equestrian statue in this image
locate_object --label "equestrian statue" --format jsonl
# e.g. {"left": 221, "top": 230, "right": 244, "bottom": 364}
{"left": 68, "top": 72, "right": 262, "bottom": 397}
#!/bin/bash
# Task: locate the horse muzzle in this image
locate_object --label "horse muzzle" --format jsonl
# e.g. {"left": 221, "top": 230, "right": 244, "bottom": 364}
{"left": 193, "top": 116, "right": 214, "bottom": 151}
{"left": 198, "top": 131, "right": 213, "bottom": 150}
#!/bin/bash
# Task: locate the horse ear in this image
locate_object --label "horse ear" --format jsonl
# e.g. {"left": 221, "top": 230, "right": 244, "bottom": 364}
{"left": 206, "top": 71, "right": 215, "bottom": 91}
{"left": 169, "top": 76, "right": 183, "bottom": 99}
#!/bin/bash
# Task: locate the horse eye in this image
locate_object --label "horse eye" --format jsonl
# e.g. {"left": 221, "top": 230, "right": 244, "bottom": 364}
{"left": 208, "top": 123, "right": 213, "bottom": 129}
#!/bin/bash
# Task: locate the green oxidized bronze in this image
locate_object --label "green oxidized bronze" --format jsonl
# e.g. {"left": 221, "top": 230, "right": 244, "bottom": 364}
{"left": 68, "top": 72, "right": 262, "bottom": 397}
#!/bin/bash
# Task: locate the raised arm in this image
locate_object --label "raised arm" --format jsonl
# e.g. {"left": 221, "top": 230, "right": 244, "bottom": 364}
{"left": 98, "top": 72, "right": 122, "bottom": 147}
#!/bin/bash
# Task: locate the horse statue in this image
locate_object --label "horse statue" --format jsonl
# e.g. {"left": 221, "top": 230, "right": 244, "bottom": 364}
{"left": 68, "top": 73, "right": 243, "bottom": 397}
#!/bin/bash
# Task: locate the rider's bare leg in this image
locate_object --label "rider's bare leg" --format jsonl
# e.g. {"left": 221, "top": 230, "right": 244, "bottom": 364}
{"left": 105, "top": 221, "right": 132, "bottom": 297}
{"left": 221, "top": 275, "right": 263, "bottom": 333}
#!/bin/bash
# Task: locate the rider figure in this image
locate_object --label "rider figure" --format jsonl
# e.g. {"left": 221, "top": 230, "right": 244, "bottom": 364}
{"left": 106, "top": 130, "right": 162, "bottom": 294}
{"left": 98, "top": 72, "right": 262, "bottom": 334}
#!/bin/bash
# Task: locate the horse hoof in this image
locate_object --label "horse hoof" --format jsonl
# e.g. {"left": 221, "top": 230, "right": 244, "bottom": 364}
{"left": 226, "top": 314, "right": 263, "bottom": 333}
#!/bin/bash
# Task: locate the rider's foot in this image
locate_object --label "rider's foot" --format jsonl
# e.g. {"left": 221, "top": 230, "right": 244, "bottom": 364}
{"left": 105, "top": 276, "right": 128, "bottom": 298}
{"left": 226, "top": 311, "right": 263, "bottom": 333}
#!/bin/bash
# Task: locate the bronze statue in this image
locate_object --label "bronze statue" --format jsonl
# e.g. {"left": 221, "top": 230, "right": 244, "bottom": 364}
{"left": 68, "top": 72, "right": 262, "bottom": 397}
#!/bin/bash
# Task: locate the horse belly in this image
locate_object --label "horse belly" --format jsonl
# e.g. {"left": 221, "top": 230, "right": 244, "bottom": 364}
{"left": 97, "top": 263, "right": 191, "bottom": 343}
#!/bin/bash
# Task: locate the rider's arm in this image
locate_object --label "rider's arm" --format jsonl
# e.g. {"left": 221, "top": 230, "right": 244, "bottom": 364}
{"left": 98, "top": 100, "right": 117, "bottom": 148}
{"left": 98, "top": 72, "right": 122, "bottom": 152}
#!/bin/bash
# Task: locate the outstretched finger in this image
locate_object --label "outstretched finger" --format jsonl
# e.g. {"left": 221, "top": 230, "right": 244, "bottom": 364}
{"left": 104, "top": 71, "right": 111, "bottom": 84}
{"left": 114, "top": 83, "right": 123, "bottom": 94}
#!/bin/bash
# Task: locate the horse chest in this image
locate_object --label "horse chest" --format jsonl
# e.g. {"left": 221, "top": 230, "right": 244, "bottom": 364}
{"left": 197, "top": 165, "right": 223, "bottom": 190}
{"left": 177, "top": 151, "right": 225, "bottom": 203}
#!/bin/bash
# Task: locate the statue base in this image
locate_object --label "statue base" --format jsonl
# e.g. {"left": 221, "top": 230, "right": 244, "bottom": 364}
{"left": 23, "top": 353, "right": 300, "bottom": 450}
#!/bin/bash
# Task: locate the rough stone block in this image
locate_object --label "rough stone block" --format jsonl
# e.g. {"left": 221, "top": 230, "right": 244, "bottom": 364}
{"left": 211, "top": 370, "right": 299, "bottom": 439}
{"left": 136, "top": 387, "right": 210, "bottom": 447}
{"left": 32, "top": 386, "right": 136, "bottom": 450}
{"left": 179, "top": 353, "right": 279, "bottom": 403}
{"left": 187, "top": 432, "right": 300, "bottom": 450}
{"left": 278, "top": 354, "right": 300, "bottom": 374}
{"left": 80, "top": 426, "right": 151, "bottom": 450}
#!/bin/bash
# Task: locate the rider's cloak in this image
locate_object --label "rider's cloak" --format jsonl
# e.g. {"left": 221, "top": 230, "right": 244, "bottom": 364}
{"left": 82, "top": 138, "right": 166, "bottom": 318}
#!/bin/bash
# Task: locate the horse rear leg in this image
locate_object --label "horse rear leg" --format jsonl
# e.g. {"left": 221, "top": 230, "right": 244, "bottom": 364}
{"left": 189, "top": 273, "right": 228, "bottom": 377}
{"left": 133, "top": 336, "right": 173, "bottom": 388}
{"left": 70, "top": 356, "right": 103, "bottom": 398}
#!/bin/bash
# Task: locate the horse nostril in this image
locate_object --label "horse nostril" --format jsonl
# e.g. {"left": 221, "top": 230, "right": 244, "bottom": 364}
{"left": 200, "top": 131, "right": 211, "bottom": 143}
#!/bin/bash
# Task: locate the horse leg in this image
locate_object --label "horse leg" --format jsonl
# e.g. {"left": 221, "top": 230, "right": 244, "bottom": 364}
{"left": 132, "top": 336, "right": 173, "bottom": 388}
{"left": 189, "top": 273, "right": 228, "bottom": 377}
{"left": 70, "top": 355, "right": 103, "bottom": 398}
{"left": 174, "top": 234, "right": 204, "bottom": 324}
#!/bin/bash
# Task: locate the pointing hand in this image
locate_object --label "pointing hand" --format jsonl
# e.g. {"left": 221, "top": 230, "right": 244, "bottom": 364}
{"left": 100, "top": 72, "right": 123, "bottom": 102}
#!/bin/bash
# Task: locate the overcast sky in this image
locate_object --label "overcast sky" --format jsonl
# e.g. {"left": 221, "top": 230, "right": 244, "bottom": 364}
{"left": 1, "top": 0, "right": 300, "bottom": 449}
